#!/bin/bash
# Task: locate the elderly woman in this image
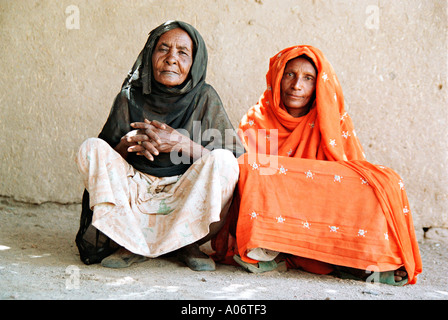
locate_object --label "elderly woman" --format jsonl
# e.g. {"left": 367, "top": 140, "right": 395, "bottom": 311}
{"left": 213, "top": 45, "right": 422, "bottom": 285}
{"left": 75, "top": 21, "right": 244, "bottom": 271}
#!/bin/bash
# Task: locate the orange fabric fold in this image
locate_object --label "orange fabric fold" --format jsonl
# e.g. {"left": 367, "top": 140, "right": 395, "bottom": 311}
{"left": 217, "top": 45, "right": 422, "bottom": 284}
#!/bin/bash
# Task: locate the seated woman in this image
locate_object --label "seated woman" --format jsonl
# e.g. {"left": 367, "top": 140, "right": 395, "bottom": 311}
{"left": 75, "top": 21, "right": 244, "bottom": 271}
{"left": 213, "top": 45, "right": 422, "bottom": 285}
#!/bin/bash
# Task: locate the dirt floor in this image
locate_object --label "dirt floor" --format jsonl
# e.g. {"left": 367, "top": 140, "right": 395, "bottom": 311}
{"left": 1, "top": 198, "right": 447, "bottom": 301}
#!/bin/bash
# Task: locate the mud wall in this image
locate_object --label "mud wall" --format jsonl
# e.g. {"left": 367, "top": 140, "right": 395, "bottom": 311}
{"left": 0, "top": 0, "right": 446, "bottom": 231}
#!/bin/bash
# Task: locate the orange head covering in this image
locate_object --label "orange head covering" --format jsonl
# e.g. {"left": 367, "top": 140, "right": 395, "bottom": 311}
{"left": 239, "top": 45, "right": 366, "bottom": 161}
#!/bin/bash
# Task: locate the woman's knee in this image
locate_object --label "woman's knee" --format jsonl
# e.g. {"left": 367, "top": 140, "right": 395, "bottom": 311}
{"left": 76, "top": 138, "right": 113, "bottom": 170}
{"left": 78, "top": 138, "right": 109, "bottom": 157}
{"left": 80, "top": 137, "right": 109, "bottom": 151}
{"left": 209, "top": 149, "right": 239, "bottom": 170}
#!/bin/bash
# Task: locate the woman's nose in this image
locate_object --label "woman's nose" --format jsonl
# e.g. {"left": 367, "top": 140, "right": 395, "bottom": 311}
{"left": 165, "top": 52, "right": 177, "bottom": 65}
{"left": 292, "top": 78, "right": 303, "bottom": 90}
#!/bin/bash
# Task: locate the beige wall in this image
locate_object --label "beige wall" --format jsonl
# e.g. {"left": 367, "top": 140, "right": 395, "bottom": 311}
{"left": 1, "top": 0, "right": 447, "bottom": 231}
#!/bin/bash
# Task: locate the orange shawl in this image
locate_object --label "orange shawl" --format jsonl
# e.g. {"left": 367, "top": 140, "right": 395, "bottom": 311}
{"left": 234, "top": 45, "right": 422, "bottom": 284}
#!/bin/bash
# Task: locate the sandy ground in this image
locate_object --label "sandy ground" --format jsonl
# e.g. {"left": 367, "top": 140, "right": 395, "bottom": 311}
{"left": 1, "top": 199, "right": 447, "bottom": 301}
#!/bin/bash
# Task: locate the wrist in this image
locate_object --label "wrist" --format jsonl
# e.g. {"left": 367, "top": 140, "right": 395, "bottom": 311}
{"left": 115, "top": 138, "right": 129, "bottom": 159}
{"left": 180, "top": 140, "right": 208, "bottom": 161}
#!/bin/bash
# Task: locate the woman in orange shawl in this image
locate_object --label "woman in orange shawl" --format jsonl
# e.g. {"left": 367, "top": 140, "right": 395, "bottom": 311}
{"left": 213, "top": 45, "right": 422, "bottom": 285}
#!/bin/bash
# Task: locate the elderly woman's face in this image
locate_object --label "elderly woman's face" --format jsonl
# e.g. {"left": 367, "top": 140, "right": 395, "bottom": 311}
{"left": 280, "top": 57, "right": 317, "bottom": 117}
{"left": 152, "top": 28, "right": 194, "bottom": 87}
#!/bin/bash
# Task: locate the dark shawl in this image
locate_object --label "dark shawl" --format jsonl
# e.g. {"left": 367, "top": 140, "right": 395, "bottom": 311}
{"left": 98, "top": 20, "right": 244, "bottom": 177}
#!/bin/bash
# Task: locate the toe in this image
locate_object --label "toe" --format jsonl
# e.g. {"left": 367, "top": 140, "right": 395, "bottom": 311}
{"left": 394, "top": 270, "right": 407, "bottom": 281}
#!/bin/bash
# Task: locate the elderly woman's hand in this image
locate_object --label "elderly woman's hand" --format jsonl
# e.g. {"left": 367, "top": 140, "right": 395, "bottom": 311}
{"left": 129, "top": 119, "right": 209, "bottom": 162}
{"left": 112, "top": 120, "right": 162, "bottom": 161}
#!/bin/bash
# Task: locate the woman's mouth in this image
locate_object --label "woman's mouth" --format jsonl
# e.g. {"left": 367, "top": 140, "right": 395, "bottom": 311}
{"left": 287, "top": 93, "right": 305, "bottom": 99}
{"left": 161, "top": 70, "right": 179, "bottom": 75}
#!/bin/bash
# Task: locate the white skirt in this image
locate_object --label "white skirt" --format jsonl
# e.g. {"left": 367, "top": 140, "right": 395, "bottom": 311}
{"left": 76, "top": 138, "right": 239, "bottom": 257}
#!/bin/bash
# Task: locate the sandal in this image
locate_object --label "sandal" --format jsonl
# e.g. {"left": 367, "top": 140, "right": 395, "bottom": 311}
{"left": 336, "top": 267, "right": 408, "bottom": 286}
{"left": 177, "top": 243, "right": 216, "bottom": 271}
{"left": 233, "top": 254, "right": 287, "bottom": 273}
{"left": 101, "top": 249, "right": 147, "bottom": 268}
{"left": 378, "top": 270, "right": 408, "bottom": 286}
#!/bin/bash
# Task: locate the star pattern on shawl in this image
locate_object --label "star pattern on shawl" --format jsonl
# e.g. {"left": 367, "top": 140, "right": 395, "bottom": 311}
{"left": 249, "top": 211, "right": 259, "bottom": 219}
{"left": 305, "top": 170, "right": 315, "bottom": 179}
{"left": 302, "top": 221, "right": 311, "bottom": 229}
{"left": 278, "top": 165, "right": 288, "bottom": 175}
{"left": 403, "top": 206, "right": 410, "bottom": 215}
{"left": 329, "top": 139, "right": 337, "bottom": 147}
{"left": 334, "top": 175, "right": 343, "bottom": 182}
{"left": 329, "top": 226, "right": 339, "bottom": 232}
{"left": 276, "top": 215, "right": 286, "bottom": 223}
{"left": 357, "top": 229, "right": 367, "bottom": 237}
{"left": 322, "top": 72, "right": 329, "bottom": 82}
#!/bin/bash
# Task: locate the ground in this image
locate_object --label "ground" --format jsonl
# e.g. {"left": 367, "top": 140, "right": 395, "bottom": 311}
{"left": 1, "top": 199, "right": 447, "bottom": 301}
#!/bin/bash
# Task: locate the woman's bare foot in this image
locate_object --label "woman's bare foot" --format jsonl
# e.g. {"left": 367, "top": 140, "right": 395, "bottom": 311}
{"left": 394, "top": 269, "right": 407, "bottom": 282}
{"left": 337, "top": 266, "right": 408, "bottom": 284}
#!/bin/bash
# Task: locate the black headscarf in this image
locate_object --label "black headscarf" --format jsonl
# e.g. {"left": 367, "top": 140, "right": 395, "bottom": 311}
{"left": 98, "top": 21, "right": 244, "bottom": 177}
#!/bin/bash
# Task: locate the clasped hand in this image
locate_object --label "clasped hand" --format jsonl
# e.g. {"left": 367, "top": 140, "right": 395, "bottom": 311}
{"left": 124, "top": 119, "right": 191, "bottom": 161}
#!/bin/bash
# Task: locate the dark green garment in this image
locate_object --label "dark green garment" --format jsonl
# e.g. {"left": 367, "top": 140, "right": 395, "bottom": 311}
{"left": 98, "top": 20, "right": 244, "bottom": 177}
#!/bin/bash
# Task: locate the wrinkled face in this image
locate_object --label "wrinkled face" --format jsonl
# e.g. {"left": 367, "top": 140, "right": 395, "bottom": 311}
{"left": 152, "top": 28, "right": 194, "bottom": 87}
{"left": 280, "top": 57, "right": 317, "bottom": 117}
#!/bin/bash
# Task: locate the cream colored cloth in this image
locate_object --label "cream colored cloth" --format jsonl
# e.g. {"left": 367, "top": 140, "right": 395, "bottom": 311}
{"left": 76, "top": 138, "right": 239, "bottom": 258}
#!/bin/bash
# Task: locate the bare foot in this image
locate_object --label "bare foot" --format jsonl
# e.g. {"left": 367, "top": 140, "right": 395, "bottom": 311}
{"left": 114, "top": 247, "right": 134, "bottom": 258}
{"left": 338, "top": 266, "right": 407, "bottom": 283}
{"left": 394, "top": 269, "right": 407, "bottom": 282}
